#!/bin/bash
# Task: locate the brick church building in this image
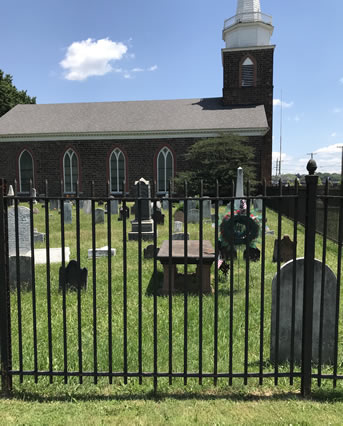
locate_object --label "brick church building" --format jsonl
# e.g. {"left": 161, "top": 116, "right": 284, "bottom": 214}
{"left": 0, "top": 0, "right": 274, "bottom": 196}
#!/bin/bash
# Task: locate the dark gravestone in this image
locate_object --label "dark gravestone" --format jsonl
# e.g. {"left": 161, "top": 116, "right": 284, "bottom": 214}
{"left": 144, "top": 244, "right": 159, "bottom": 259}
{"left": 172, "top": 232, "right": 190, "bottom": 241}
{"left": 9, "top": 256, "right": 32, "bottom": 291}
{"left": 152, "top": 210, "right": 165, "bottom": 225}
{"left": 271, "top": 258, "right": 337, "bottom": 364}
{"left": 273, "top": 235, "right": 295, "bottom": 263}
{"left": 118, "top": 206, "right": 130, "bottom": 221}
{"left": 59, "top": 260, "right": 88, "bottom": 291}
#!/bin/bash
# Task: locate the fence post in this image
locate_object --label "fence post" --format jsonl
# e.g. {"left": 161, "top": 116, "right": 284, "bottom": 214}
{"left": 0, "top": 178, "right": 12, "bottom": 393}
{"left": 301, "top": 160, "right": 318, "bottom": 397}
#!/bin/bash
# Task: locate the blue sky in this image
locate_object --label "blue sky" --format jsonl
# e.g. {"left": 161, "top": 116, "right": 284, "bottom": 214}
{"left": 1, "top": 0, "right": 343, "bottom": 175}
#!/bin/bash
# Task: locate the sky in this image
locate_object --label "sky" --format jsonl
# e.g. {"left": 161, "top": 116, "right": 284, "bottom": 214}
{"left": 1, "top": 0, "right": 343, "bottom": 175}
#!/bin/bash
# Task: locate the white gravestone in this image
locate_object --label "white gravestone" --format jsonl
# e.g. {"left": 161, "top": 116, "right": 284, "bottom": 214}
{"left": 271, "top": 258, "right": 337, "bottom": 364}
{"left": 88, "top": 246, "right": 116, "bottom": 258}
{"left": 174, "top": 221, "right": 182, "bottom": 232}
{"left": 234, "top": 167, "right": 244, "bottom": 210}
{"left": 64, "top": 202, "right": 72, "bottom": 224}
{"left": 8, "top": 206, "right": 31, "bottom": 255}
{"left": 109, "top": 199, "right": 119, "bottom": 215}
{"left": 202, "top": 198, "right": 211, "bottom": 219}
{"left": 83, "top": 200, "right": 92, "bottom": 214}
{"left": 188, "top": 209, "right": 200, "bottom": 224}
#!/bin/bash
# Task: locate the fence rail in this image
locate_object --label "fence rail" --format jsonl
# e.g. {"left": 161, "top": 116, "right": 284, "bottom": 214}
{"left": 1, "top": 173, "right": 343, "bottom": 397}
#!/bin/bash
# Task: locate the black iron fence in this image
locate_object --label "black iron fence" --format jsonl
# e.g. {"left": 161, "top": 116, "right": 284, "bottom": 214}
{"left": 0, "top": 171, "right": 343, "bottom": 397}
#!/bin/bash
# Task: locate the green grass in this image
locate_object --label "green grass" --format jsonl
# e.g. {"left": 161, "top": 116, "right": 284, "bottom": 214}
{"left": 4, "top": 201, "right": 343, "bottom": 409}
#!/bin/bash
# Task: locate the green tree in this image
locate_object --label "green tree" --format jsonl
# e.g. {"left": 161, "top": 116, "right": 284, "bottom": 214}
{"left": 174, "top": 134, "right": 257, "bottom": 195}
{"left": 0, "top": 70, "right": 36, "bottom": 117}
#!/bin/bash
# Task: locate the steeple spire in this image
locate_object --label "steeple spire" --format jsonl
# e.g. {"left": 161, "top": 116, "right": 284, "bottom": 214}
{"left": 223, "top": 0, "right": 273, "bottom": 48}
{"left": 236, "top": 0, "right": 261, "bottom": 15}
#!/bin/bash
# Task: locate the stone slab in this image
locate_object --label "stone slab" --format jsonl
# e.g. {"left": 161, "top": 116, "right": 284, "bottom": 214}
{"left": 88, "top": 246, "right": 116, "bottom": 258}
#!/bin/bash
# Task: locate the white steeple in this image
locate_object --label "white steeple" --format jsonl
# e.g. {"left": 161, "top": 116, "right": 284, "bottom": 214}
{"left": 223, "top": 0, "right": 273, "bottom": 49}
{"left": 236, "top": 0, "right": 261, "bottom": 15}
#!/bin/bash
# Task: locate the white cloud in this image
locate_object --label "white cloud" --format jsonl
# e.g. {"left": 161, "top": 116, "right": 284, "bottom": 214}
{"left": 60, "top": 38, "right": 128, "bottom": 81}
{"left": 340, "top": 77, "right": 343, "bottom": 84}
{"left": 149, "top": 65, "right": 158, "bottom": 71}
{"left": 331, "top": 132, "right": 337, "bottom": 137}
{"left": 273, "top": 99, "right": 294, "bottom": 108}
{"left": 333, "top": 108, "right": 343, "bottom": 113}
{"left": 132, "top": 68, "right": 144, "bottom": 72}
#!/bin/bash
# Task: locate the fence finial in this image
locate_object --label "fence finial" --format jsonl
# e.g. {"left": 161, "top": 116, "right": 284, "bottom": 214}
{"left": 306, "top": 154, "right": 317, "bottom": 175}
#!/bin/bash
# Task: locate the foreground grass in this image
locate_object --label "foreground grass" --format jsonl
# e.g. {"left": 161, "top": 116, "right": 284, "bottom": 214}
{"left": 2, "top": 385, "right": 343, "bottom": 425}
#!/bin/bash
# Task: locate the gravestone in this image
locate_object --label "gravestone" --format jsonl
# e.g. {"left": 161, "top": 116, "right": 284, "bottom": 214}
{"left": 95, "top": 208, "right": 105, "bottom": 224}
{"left": 162, "top": 193, "right": 169, "bottom": 210}
{"left": 79, "top": 200, "right": 84, "bottom": 209}
{"left": 31, "top": 187, "right": 38, "bottom": 204}
{"left": 172, "top": 232, "right": 190, "bottom": 241}
{"left": 144, "top": 244, "right": 159, "bottom": 259}
{"left": 7, "top": 206, "right": 31, "bottom": 255}
{"left": 234, "top": 167, "right": 244, "bottom": 210}
{"left": 118, "top": 206, "right": 130, "bottom": 221}
{"left": 8, "top": 256, "right": 32, "bottom": 291}
{"left": 59, "top": 260, "right": 88, "bottom": 291}
{"left": 174, "top": 210, "right": 184, "bottom": 223}
{"left": 128, "top": 178, "right": 155, "bottom": 240}
{"left": 253, "top": 195, "right": 263, "bottom": 212}
{"left": 270, "top": 258, "right": 337, "bottom": 364}
{"left": 188, "top": 209, "right": 200, "bottom": 224}
{"left": 152, "top": 210, "right": 165, "bottom": 225}
{"left": 83, "top": 200, "right": 92, "bottom": 214}
{"left": 186, "top": 198, "right": 197, "bottom": 211}
{"left": 202, "top": 197, "right": 211, "bottom": 219}
{"left": 64, "top": 202, "right": 72, "bottom": 224}
{"left": 50, "top": 199, "right": 60, "bottom": 210}
{"left": 88, "top": 246, "right": 116, "bottom": 258}
{"left": 174, "top": 221, "right": 182, "bottom": 232}
{"left": 273, "top": 235, "right": 295, "bottom": 263}
{"left": 34, "top": 229, "right": 45, "bottom": 243}
{"left": 108, "top": 199, "right": 119, "bottom": 215}
{"left": 7, "top": 185, "right": 14, "bottom": 206}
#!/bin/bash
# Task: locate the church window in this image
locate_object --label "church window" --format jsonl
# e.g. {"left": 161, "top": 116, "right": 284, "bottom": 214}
{"left": 241, "top": 57, "right": 255, "bottom": 87}
{"left": 63, "top": 148, "right": 79, "bottom": 193}
{"left": 19, "top": 150, "right": 34, "bottom": 193}
{"left": 157, "top": 147, "right": 173, "bottom": 193}
{"left": 110, "top": 148, "right": 126, "bottom": 193}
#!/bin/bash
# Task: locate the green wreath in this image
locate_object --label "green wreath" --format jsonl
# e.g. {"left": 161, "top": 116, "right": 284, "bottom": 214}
{"left": 220, "top": 213, "right": 260, "bottom": 246}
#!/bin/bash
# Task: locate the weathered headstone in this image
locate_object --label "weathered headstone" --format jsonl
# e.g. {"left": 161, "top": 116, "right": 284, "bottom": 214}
{"left": 271, "top": 258, "right": 337, "bottom": 364}
{"left": 64, "top": 202, "right": 72, "bottom": 224}
{"left": 174, "top": 221, "right": 182, "bottom": 232}
{"left": 7, "top": 185, "right": 14, "bottom": 206}
{"left": 88, "top": 246, "right": 116, "bottom": 258}
{"left": 253, "top": 195, "right": 263, "bottom": 212}
{"left": 118, "top": 206, "right": 130, "bottom": 221}
{"left": 95, "top": 208, "right": 105, "bottom": 224}
{"left": 34, "top": 229, "right": 45, "bottom": 243}
{"left": 50, "top": 199, "right": 60, "bottom": 210}
{"left": 128, "top": 178, "right": 155, "bottom": 240}
{"left": 188, "top": 209, "right": 200, "bottom": 224}
{"left": 273, "top": 235, "right": 295, "bottom": 263}
{"left": 7, "top": 206, "right": 31, "bottom": 255}
{"left": 174, "top": 210, "right": 184, "bottom": 223}
{"left": 186, "top": 198, "right": 197, "bottom": 211}
{"left": 202, "top": 197, "right": 211, "bottom": 219}
{"left": 162, "top": 193, "right": 169, "bottom": 210}
{"left": 144, "top": 244, "right": 159, "bottom": 259}
{"left": 83, "top": 200, "right": 92, "bottom": 214}
{"left": 152, "top": 210, "right": 165, "bottom": 225}
{"left": 59, "top": 260, "right": 88, "bottom": 291}
{"left": 8, "top": 256, "right": 32, "bottom": 291}
{"left": 108, "top": 199, "right": 119, "bottom": 215}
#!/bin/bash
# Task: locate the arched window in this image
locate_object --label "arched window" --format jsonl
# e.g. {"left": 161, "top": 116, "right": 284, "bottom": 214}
{"left": 63, "top": 149, "right": 79, "bottom": 193}
{"left": 19, "top": 150, "right": 34, "bottom": 193}
{"left": 109, "top": 148, "right": 125, "bottom": 193}
{"left": 157, "top": 147, "right": 173, "bottom": 193}
{"left": 241, "top": 57, "right": 255, "bottom": 87}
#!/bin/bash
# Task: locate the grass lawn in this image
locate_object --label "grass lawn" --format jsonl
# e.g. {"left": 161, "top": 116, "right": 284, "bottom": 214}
{"left": 2, "top": 199, "right": 343, "bottom": 424}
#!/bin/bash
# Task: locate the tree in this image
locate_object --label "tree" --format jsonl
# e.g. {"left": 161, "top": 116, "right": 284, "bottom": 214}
{"left": 174, "top": 134, "right": 257, "bottom": 195}
{"left": 0, "top": 70, "right": 36, "bottom": 117}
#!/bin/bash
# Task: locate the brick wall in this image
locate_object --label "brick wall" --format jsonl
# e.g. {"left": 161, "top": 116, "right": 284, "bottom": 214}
{"left": 0, "top": 134, "right": 266, "bottom": 197}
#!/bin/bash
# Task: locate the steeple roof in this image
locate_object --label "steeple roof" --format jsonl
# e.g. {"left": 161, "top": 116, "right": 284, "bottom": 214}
{"left": 236, "top": 0, "right": 261, "bottom": 15}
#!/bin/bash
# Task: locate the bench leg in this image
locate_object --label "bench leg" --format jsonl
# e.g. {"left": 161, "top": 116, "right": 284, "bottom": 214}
{"left": 196, "top": 264, "right": 212, "bottom": 293}
{"left": 161, "top": 264, "right": 177, "bottom": 295}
